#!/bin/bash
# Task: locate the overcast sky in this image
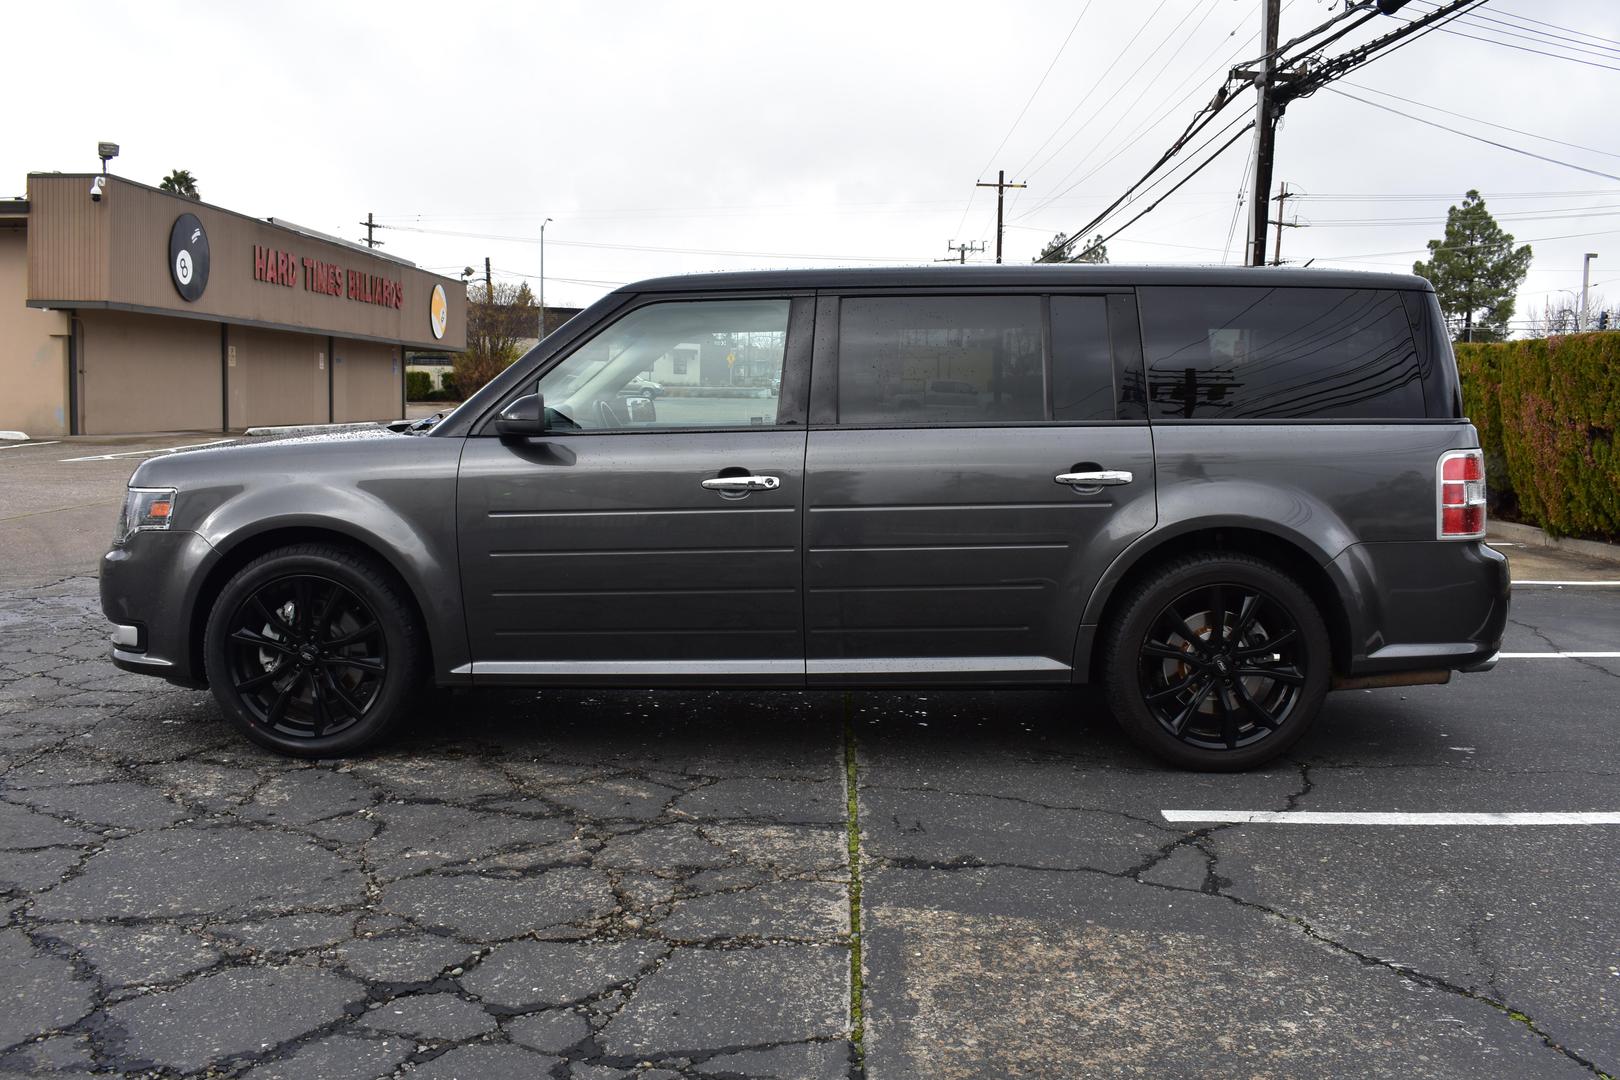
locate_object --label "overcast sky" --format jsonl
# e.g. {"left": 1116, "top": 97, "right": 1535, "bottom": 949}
{"left": 7, "top": 0, "right": 1618, "bottom": 328}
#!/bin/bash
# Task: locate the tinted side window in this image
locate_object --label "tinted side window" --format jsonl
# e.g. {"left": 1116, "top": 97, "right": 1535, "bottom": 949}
{"left": 1138, "top": 287, "right": 1425, "bottom": 420}
{"left": 1050, "top": 296, "right": 1115, "bottom": 421}
{"left": 837, "top": 296, "right": 1043, "bottom": 425}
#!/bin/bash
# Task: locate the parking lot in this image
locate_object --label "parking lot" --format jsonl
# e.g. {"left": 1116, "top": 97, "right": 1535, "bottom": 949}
{"left": 2, "top": 434, "right": 1618, "bottom": 1079}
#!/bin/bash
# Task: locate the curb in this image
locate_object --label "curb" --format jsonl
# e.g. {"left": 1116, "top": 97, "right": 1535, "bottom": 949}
{"left": 0, "top": 430, "right": 29, "bottom": 442}
{"left": 1489, "top": 519, "right": 1620, "bottom": 567}
{"left": 244, "top": 421, "right": 387, "bottom": 438}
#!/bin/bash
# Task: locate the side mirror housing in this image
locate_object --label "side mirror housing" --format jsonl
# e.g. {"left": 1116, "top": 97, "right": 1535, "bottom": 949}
{"left": 495, "top": 393, "right": 546, "bottom": 439}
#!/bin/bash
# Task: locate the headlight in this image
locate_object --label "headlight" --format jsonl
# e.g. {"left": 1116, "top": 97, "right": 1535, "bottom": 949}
{"left": 114, "top": 488, "right": 177, "bottom": 544}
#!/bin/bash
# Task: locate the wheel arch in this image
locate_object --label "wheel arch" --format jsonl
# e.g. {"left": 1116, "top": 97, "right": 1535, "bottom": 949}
{"left": 1080, "top": 523, "right": 1352, "bottom": 683}
{"left": 187, "top": 523, "right": 440, "bottom": 687}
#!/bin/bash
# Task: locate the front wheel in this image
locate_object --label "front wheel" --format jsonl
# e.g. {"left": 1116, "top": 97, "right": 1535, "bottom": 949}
{"left": 1100, "top": 553, "right": 1331, "bottom": 771}
{"left": 203, "top": 543, "right": 423, "bottom": 757}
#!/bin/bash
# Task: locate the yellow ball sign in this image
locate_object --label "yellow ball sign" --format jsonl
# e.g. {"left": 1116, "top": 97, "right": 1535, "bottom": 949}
{"left": 429, "top": 283, "right": 448, "bottom": 340}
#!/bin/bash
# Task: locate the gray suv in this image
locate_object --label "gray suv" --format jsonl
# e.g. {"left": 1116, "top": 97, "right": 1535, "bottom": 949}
{"left": 101, "top": 267, "right": 1508, "bottom": 770}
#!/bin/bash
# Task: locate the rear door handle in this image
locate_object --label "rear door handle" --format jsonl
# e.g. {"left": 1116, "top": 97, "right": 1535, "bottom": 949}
{"left": 1055, "top": 470, "right": 1133, "bottom": 488}
{"left": 701, "top": 475, "right": 781, "bottom": 492}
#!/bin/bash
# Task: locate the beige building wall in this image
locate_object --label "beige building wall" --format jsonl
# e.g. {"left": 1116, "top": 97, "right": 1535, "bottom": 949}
{"left": 0, "top": 228, "right": 71, "bottom": 435}
{"left": 333, "top": 338, "right": 401, "bottom": 422}
{"left": 231, "top": 326, "right": 328, "bottom": 429}
{"left": 78, "top": 310, "right": 221, "bottom": 435}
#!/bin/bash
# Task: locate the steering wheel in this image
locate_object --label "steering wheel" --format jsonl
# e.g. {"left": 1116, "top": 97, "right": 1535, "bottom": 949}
{"left": 594, "top": 399, "right": 623, "bottom": 428}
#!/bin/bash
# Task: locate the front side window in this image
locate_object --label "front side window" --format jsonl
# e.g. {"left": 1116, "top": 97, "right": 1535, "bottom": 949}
{"left": 1138, "top": 286, "right": 1425, "bottom": 420}
{"left": 538, "top": 299, "right": 790, "bottom": 431}
{"left": 837, "top": 296, "right": 1044, "bottom": 425}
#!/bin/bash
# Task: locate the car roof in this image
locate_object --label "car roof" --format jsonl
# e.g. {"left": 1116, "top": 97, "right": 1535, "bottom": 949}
{"left": 615, "top": 264, "right": 1432, "bottom": 295}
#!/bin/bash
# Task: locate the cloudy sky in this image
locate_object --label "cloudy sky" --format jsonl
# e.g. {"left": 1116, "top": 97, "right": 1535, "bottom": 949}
{"left": 7, "top": 0, "right": 1617, "bottom": 327}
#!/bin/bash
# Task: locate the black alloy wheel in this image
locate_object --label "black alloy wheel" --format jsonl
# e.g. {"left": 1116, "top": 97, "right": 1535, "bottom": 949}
{"left": 205, "top": 543, "right": 422, "bottom": 756}
{"left": 1102, "top": 553, "right": 1331, "bottom": 771}
{"left": 1138, "top": 583, "right": 1305, "bottom": 751}
{"left": 221, "top": 574, "right": 385, "bottom": 740}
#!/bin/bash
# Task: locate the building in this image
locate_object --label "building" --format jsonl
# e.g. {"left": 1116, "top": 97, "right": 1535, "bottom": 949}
{"left": 1, "top": 173, "right": 466, "bottom": 436}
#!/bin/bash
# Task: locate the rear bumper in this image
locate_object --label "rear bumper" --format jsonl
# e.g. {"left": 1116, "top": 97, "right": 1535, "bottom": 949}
{"left": 1326, "top": 539, "right": 1509, "bottom": 676}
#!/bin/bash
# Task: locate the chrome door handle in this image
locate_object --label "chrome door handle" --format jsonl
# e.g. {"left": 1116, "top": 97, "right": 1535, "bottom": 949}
{"left": 701, "top": 475, "right": 781, "bottom": 492}
{"left": 1055, "top": 470, "right": 1133, "bottom": 487}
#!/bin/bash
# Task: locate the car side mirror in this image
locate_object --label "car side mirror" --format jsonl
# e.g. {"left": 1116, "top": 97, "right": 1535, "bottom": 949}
{"left": 495, "top": 393, "right": 546, "bottom": 439}
{"left": 623, "top": 395, "right": 656, "bottom": 424}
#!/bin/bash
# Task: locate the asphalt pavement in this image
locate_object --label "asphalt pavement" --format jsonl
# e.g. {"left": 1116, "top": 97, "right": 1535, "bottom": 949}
{"left": 1, "top": 433, "right": 1617, "bottom": 1078}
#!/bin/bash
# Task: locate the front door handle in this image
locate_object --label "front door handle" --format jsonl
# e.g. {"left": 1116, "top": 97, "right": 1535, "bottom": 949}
{"left": 1055, "top": 470, "right": 1133, "bottom": 488}
{"left": 701, "top": 475, "right": 781, "bottom": 493}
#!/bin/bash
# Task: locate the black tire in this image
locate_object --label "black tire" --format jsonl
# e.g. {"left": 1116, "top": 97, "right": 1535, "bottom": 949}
{"left": 1100, "top": 552, "right": 1331, "bottom": 771}
{"left": 203, "top": 543, "right": 424, "bottom": 757}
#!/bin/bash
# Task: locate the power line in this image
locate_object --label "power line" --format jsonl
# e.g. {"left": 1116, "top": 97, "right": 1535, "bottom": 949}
{"left": 1322, "top": 87, "right": 1620, "bottom": 183}
{"left": 973, "top": 3, "right": 1094, "bottom": 182}
{"left": 1011, "top": 0, "right": 1177, "bottom": 183}
{"left": 373, "top": 222, "right": 920, "bottom": 263}
{"left": 1021, "top": 0, "right": 1218, "bottom": 189}
{"left": 1413, "top": 21, "right": 1620, "bottom": 72}
{"left": 1479, "top": 3, "right": 1620, "bottom": 49}
{"left": 1011, "top": 5, "right": 1262, "bottom": 222}
{"left": 1049, "top": 119, "right": 1256, "bottom": 264}
{"left": 1340, "top": 81, "right": 1620, "bottom": 162}
{"left": 1017, "top": 0, "right": 1229, "bottom": 221}
{"left": 1411, "top": 2, "right": 1620, "bottom": 59}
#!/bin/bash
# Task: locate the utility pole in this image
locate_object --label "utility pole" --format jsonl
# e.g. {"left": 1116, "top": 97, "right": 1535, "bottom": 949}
{"left": 1580, "top": 252, "right": 1598, "bottom": 331}
{"left": 484, "top": 257, "right": 493, "bottom": 301}
{"left": 1246, "top": 0, "right": 1281, "bottom": 266}
{"left": 975, "top": 170, "right": 1027, "bottom": 264}
{"left": 1270, "top": 181, "right": 1304, "bottom": 265}
{"left": 359, "top": 212, "right": 383, "bottom": 249}
{"left": 936, "top": 240, "right": 987, "bottom": 264}
{"left": 539, "top": 217, "right": 553, "bottom": 339}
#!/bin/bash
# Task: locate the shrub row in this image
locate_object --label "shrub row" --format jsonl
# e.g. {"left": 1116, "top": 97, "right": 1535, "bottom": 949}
{"left": 406, "top": 371, "right": 461, "bottom": 402}
{"left": 1455, "top": 333, "right": 1620, "bottom": 540}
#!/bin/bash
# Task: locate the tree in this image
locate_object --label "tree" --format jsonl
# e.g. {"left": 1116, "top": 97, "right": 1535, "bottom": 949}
{"left": 453, "top": 280, "right": 536, "bottom": 397}
{"left": 1034, "top": 232, "right": 1108, "bottom": 264}
{"left": 159, "top": 169, "right": 199, "bottom": 200}
{"left": 1412, "top": 191, "right": 1531, "bottom": 343}
{"left": 1532, "top": 292, "right": 1610, "bottom": 337}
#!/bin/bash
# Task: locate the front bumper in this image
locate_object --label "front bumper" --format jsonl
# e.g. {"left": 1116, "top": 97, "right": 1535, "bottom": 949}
{"left": 100, "top": 530, "right": 218, "bottom": 686}
{"left": 1326, "top": 539, "right": 1510, "bottom": 676}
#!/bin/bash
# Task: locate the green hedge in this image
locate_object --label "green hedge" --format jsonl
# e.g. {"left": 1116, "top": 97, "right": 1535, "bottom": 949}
{"left": 405, "top": 370, "right": 434, "bottom": 401}
{"left": 1456, "top": 334, "right": 1620, "bottom": 540}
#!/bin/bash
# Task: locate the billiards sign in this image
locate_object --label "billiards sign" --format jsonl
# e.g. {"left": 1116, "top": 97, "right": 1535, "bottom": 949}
{"left": 168, "top": 214, "right": 210, "bottom": 302}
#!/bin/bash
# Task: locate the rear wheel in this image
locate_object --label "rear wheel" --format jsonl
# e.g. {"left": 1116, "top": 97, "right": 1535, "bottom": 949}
{"left": 1101, "top": 553, "right": 1331, "bottom": 771}
{"left": 204, "top": 543, "right": 423, "bottom": 757}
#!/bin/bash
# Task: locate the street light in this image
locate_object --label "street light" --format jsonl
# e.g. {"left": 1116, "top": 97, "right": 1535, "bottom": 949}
{"left": 539, "top": 218, "right": 554, "bottom": 340}
{"left": 1581, "top": 252, "right": 1599, "bottom": 331}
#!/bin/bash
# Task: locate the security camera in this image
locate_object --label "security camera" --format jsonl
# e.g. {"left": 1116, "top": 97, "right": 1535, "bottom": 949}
{"left": 90, "top": 176, "right": 106, "bottom": 203}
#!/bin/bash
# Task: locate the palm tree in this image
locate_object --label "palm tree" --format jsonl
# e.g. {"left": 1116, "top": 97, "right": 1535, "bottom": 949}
{"left": 159, "top": 169, "right": 199, "bottom": 200}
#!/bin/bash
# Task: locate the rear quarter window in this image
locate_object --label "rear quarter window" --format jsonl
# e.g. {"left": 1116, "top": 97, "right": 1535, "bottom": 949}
{"left": 1138, "top": 286, "right": 1427, "bottom": 420}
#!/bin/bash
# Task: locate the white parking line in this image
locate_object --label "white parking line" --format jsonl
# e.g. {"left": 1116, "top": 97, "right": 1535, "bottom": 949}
{"left": 1499, "top": 652, "right": 1620, "bottom": 659}
{"left": 1162, "top": 810, "right": 1620, "bottom": 825}
{"left": 0, "top": 440, "right": 61, "bottom": 452}
{"left": 1512, "top": 580, "right": 1620, "bottom": 587}
{"left": 61, "top": 439, "right": 236, "bottom": 462}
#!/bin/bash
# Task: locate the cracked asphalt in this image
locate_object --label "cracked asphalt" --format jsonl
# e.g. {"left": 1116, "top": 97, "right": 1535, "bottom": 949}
{"left": 2, "top": 440, "right": 1618, "bottom": 1079}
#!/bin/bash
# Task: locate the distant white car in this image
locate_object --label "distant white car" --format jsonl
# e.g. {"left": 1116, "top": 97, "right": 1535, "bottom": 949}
{"left": 620, "top": 375, "right": 663, "bottom": 398}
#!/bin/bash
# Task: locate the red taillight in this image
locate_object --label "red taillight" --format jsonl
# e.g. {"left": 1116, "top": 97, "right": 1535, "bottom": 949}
{"left": 1438, "top": 449, "right": 1487, "bottom": 539}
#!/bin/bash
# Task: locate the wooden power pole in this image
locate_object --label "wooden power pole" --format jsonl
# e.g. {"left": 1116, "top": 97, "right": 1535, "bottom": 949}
{"left": 358, "top": 212, "right": 383, "bottom": 249}
{"left": 1270, "top": 181, "right": 1304, "bottom": 265}
{"left": 1247, "top": 0, "right": 1282, "bottom": 266}
{"left": 976, "top": 170, "right": 1027, "bottom": 264}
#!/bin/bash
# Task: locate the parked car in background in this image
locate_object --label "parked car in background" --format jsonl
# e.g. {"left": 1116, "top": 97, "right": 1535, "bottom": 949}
{"left": 102, "top": 266, "right": 1506, "bottom": 770}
